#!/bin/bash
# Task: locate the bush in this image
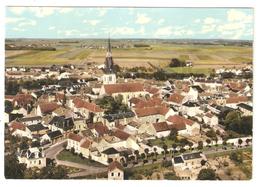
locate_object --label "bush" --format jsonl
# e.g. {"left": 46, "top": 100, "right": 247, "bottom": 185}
{"left": 161, "top": 160, "right": 173, "bottom": 168}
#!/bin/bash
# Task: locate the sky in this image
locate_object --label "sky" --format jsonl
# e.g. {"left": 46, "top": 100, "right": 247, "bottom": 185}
{"left": 5, "top": 7, "right": 254, "bottom": 40}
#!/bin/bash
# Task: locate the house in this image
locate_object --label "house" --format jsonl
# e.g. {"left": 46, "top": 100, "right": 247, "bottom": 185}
{"left": 226, "top": 96, "right": 249, "bottom": 109}
{"left": 134, "top": 106, "right": 171, "bottom": 124}
{"left": 13, "top": 94, "right": 34, "bottom": 108}
{"left": 70, "top": 97, "right": 103, "bottom": 122}
{"left": 202, "top": 112, "right": 218, "bottom": 127}
{"left": 17, "top": 147, "right": 46, "bottom": 168}
{"left": 138, "top": 122, "right": 171, "bottom": 138}
{"left": 88, "top": 122, "right": 109, "bottom": 137}
{"left": 67, "top": 133, "right": 84, "bottom": 153}
{"left": 180, "top": 101, "right": 201, "bottom": 117}
{"left": 36, "top": 102, "right": 60, "bottom": 116}
{"left": 49, "top": 116, "right": 74, "bottom": 134}
{"left": 237, "top": 103, "right": 253, "bottom": 116}
{"left": 167, "top": 115, "right": 200, "bottom": 136}
{"left": 108, "top": 161, "right": 124, "bottom": 180}
{"left": 172, "top": 152, "right": 207, "bottom": 180}
{"left": 167, "top": 93, "right": 186, "bottom": 107}
{"left": 80, "top": 138, "right": 93, "bottom": 158}
{"left": 18, "top": 116, "right": 42, "bottom": 126}
{"left": 26, "top": 124, "right": 49, "bottom": 137}
{"left": 40, "top": 130, "right": 63, "bottom": 145}
{"left": 9, "top": 121, "right": 32, "bottom": 139}
{"left": 101, "top": 147, "right": 121, "bottom": 163}
{"left": 100, "top": 82, "right": 147, "bottom": 104}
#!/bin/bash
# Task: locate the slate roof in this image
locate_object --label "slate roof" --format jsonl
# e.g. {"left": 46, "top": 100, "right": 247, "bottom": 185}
{"left": 27, "top": 124, "right": 47, "bottom": 132}
{"left": 173, "top": 156, "right": 184, "bottom": 164}
{"left": 49, "top": 116, "right": 74, "bottom": 131}
{"left": 102, "top": 147, "right": 119, "bottom": 155}
{"left": 182, "top": 152, "right": 202, "bottom": 160}
{"left": 47, "top": 130, "right": 63, "bottom": 140}
{"left": 237, "top": 103, "right": 253, "bottom": 112}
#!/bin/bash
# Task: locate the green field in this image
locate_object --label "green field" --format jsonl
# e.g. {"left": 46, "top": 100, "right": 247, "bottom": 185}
{"left": 57, "top": 150, "right": 104, "bottom": 167}
{"left": 5, "top": 40, "right": 253, "bottom": 68}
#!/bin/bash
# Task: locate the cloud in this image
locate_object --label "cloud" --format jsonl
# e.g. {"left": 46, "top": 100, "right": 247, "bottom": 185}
{"left": 18, "top": 19, "right": 36, "bottom": 27}
{"left": 12, "top": 27, "right": 25, "bottom": 32}
{"left": 194, "top": 19, "right": 201, "bottom": 23}
{"left": 204, "top": 17, "right": 218, "bottom": 24}
{"left": 57, "top": 29, "right": 79, "bottom": 36}
{"left": 48, "top": 26, "right": 56, "bottom": 30}
{"left": 106, "top": 26, "right": 145, "bottom": 36}
{"left": 6, "top": 17, "right": 25, "bottom": 24}
{"left": 9, "top": 7, "right": 26, "bottom": 15}
{"left": 154, "top": 26, "right": 173, "bottom": 37}
{"left": 154, "top": 26, "right": 194, "bottom": 37}
{"left": 83, "top": 19, "right": 100, "bottom": 26}
{"left": 227, "top": 9, "right": 253, "bottom": 23}
{"left": 8, "top": 7, "right": 74, "bottom": 18}
{"left": 97, "top": 9, "right": 107, "bottom": 17}
{"left": 158, "top": 19, "right": 165, "bottom": 24}
{"left": 135, "top": 13, "right": 151, "bottom": 24}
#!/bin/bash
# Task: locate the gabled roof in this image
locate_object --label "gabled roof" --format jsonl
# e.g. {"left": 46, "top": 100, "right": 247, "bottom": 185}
{"left": 13, "top": 94, "right": 33, "bottom": 105}
{"left": 68, "top": 133, "right": 83, "bottom": 142}
{"left": 26, "top": 124, "right": 47, "bottom": 132}
{"left": 38, "top": 102, "right": 60, "bottom": 114}
{"left": 80, "top": 139, "right": 92, "bottom": 149}
{"left": 237, "top": 103, "right": 253, "bottom": 112}
{"left": 102, "top": 147, "right": 119, "bottom": 155}
{"left": 94, "top": 123, "right": 109, "bottom": 136}
{"left": 167, "top": 93, "right": 185, "bottom": 104}
{"left": 167, "top": 115, "right": 195, "bottom": 130}
{"left": 134, "top": 97, "right": 163, "bottom": 108}
{"left": 9, "top": 121, "right": 26, "bottom": 132}
{"left": 112, "top": 129, "right": 130, "bottom": 140}
{"left": 108, "top": 161, "right": 124, "bottom": 171}
{"left": 226, "top": 96, "right": 248, "bottom": 104}
{"left": 135, "top": 106, "right": 169, "bottom": 118}
{"left": 47, "top": 130, "right": 63, "bottom": 140}
{"left": 152, "top": 122, "right": 169, "bottom": 132}
{"left": 73, "top": 97, "right": 103, "bottom": 113}
{"left": 103, "top": 82, "right": 144, "bottom": 95}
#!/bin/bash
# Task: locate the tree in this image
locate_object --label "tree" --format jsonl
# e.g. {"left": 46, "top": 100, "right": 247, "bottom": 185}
{"left": 141, "top": 153, "right": 146, "bottom": 164}
{"left": 245, "top": 138, "right": 251, "bottom": 145}
{"left": 197, "top": 169, "right": 216, "bottom": 180}
{"left": 153, "top": 147, "right": 158, "bottom": 158}
{"left": 144, "top": 148, "right": 149, "bottom": 159}
{"left": 188, "top": 142, "right": 194, "bottom": 150}
{"left": 5, "top": 100, "right": 13, "bottom": 113}
{"left": 238, "top": 139, "right": 243, "bottom": 147}
{"left": 38, "top": 165, "right": 68, "bottom": 179}
{"left": 134, "top": 150, "right": 139, "bottom": 162}
{"left": 162, "top": 144, "right": 168, "bottom": 158}
{"left": 230, "top": 152, "right": 243, "bottom": 164}
{"left": 169, "top": 58, "right": 186, "bottom": 67}
{"left": 108, "top": 158, "right": 113, "bottom": 164}
{"left": 206, "top": 139, "right": 211, "bottom": 147}
{"left": 5, "top": 154, "right": 26, "bottom": 179}
{"left": 201, "top": 159, "right": 207, "bottom": 166}
{"left": 169, "top": 128, "right": 178, "bottom": 141}
{"left": 198, "top": 141, "right": 204, "bottom": 150}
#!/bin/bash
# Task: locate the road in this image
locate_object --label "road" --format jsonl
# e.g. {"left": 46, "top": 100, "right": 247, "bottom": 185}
{"left": 44, "top": 140, "right": 67, "bottom": 159}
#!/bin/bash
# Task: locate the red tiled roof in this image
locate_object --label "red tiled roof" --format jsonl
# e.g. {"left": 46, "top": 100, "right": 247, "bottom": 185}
{"left": 73, "top": 98, "right": 103, "bottom": 113}
{"left": 5, "top": 95, "right": 15, "bottom": 100}
{"left": 205, "top": 112, "right": 214, "bottom": 118}
{"left": 56, "top": 93, "right": 65, "bottom": 101}
{"left": 145, "top": 86, "right": 159, "bottom": 95}
{"left": 68, "top": 133, "right": 83, "bottom": 142}
{"left": 103, "top": 83, "right": 144, "bottom": 95}
{"left": 9, "top": 121, "right": 26, "bottom": 132}
{"left": 168, "top": 93, "right": 185, "bottom": 104}
{"left": 167, "top": 115, "right": 195, "bottom": 130}
{"left": 152, "top": 122, "right": 169, "bottom": 132}
{"left": 228, "top": 82, "right": 246, "bottom": 92}
{"left": 94, "top": 123, "right": 109, "bottom": 136}
{"left": 226, "top": 96, "right": 248, "bottom": 104}
{"left": 135, "top": 106, "right": 169, "bottom": 117}
{"left": 135, "top": 97, "right": 163, "bottom": 108}
{"left": 108, "top": 161, "right": 124, "bottom": 171}
{"left": 13, "top": 94, "right": 33, "bottom": 105}
{"left": 39, "top": 102, "right": 60, "bottom": 114}
{"left": 113, "top": 129, "right": 130, "bottom": 140}
{"left": 80, "top": 139, "right": 92, "bottom": 149}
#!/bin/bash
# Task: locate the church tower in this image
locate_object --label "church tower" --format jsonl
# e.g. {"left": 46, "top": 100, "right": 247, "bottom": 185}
{"left": 102, "top": 37, "right": 116, "bottom": 84}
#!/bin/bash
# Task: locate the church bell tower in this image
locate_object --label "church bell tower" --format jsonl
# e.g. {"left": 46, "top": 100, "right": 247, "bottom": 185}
{"left": 102, "top": 36, "right": 116, "bottom": 84}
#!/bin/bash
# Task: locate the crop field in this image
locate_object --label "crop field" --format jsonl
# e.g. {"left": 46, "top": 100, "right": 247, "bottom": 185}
{"left": 5, "top": 40, "right": 252, "bottom": 69}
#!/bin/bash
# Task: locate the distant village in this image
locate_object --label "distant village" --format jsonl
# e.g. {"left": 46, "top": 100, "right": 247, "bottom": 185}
{"left": 5, "top": 39, "right": 253, "bottom": 180}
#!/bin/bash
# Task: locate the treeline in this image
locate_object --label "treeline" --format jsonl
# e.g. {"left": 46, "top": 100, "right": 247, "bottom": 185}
{"left": 5, "top": 44, "right": 56, "bottom": 51}
{"left": 134, "top": 44, "right": 150, "bottom": 47}
{"left": 120, "top": 70, "right": 206, "bottom": 81}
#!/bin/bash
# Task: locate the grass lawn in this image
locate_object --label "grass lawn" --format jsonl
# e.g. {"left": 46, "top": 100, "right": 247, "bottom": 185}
{"left": 57, "top": 150, "right": 105, "bottom": 167}
{"left": 150, "top": 137, "right": 177, "bottom": 148}
{"left": 165, "top": 67, "right": 213, "bottom": 75}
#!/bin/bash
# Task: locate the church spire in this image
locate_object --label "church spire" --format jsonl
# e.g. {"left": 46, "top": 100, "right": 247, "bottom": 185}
{"left": 104, "top": 35, "right": 114, "bottom": 74}
{"left": 108, "top": 33, "right": 111, "bottom": 53}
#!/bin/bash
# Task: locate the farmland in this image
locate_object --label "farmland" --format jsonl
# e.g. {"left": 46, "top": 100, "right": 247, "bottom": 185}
{"left": 5, "top": 39, "right": 252, "bottom": 69}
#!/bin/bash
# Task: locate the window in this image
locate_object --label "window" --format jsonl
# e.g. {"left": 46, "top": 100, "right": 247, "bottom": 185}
{"left": 111, "top": 172, "right": 114, "bottom": 176}
{"left": 156, "top": 118, "right": 159, "bottom": 123}
{"left": 118, "top": 172, "right": 120, "bottom": 176}
{"left": 39, "top": 160, "right": 41, "bottom": 165}
{"left": 109, "top": 76, "right": 112, "bottom": 81}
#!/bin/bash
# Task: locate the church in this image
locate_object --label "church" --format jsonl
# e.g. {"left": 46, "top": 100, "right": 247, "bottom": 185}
{"left": 102, "top": 37, "right": 117, "bottom": 85}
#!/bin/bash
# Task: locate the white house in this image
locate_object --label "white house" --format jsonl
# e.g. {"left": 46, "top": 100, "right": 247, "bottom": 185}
{"left": 107, "top": 161, "right": 124, "bottom": 180}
